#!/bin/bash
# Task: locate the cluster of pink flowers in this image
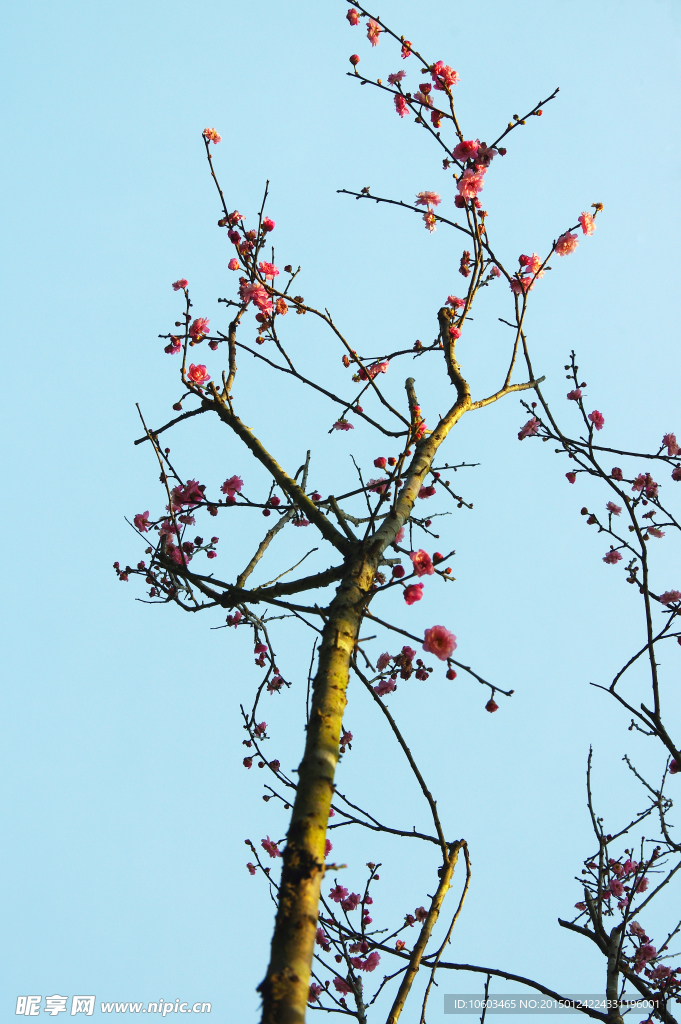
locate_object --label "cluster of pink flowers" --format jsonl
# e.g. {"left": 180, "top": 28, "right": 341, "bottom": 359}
{"left": 261, "top": 836, "right": 280, "bottom": 858}
{"left": 415, "top": 191, "right": 441, "bottom": 208}
{"left": 202, "top": 128, "right": 221, "bottom": 144}
{"left": 188, "top": 317, "right": 210, "bottom": 339}
{"left": 632, "top": 473, "right": 659, "bottom": 499}
{"left": 239, "top": 280, "right": 273, "bottom": 314}
{"left": 430, "top": 60, "right": 459, "bottom": 90}
{"left": 172, "top": 278, "right": 188, "bottom": 291}
{"left": 170, "top": 479, "right": 204, "bottom": 509}
{"left": 660, "top": 590, "right": 681, "bottom": 605}
{"left": 511, "top": 253, "right": 544, "bottom": 295}
{"left": 220, "top": 474, "right": 243, "bottom": 499}
{"left": 356, "top": 359, "right": 389, "bottom": 381}
{"left": 258, "top": 261, "right": 279, "bottom": 280}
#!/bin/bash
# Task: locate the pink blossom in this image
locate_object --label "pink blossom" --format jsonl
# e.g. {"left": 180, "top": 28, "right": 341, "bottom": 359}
{"left": 261, "top": 836, "right": 281, "bottom": 858}
{"left": 202, "top": 128, "right": 221, "bottom": 144}
{"left": 567, "top": 389, "right": 582, "bottom": 401}
{"left": 453, "top": 139, "right": 479, "bottom": 162}
{"left": 609, "top": 878, "right": 625, "bottom": 898}
{"left": 404, "top": 583, "right": 424, "bottom": 605}
{"left": 357, "top": 359, "right": 389, "bottom": 380}
{"left": 340, "top": 729, "right": 353, "bottom": 751}
{"left": 672, "top": 466, "right": 681, "bottom": 481}
{"left": 346, "top": 6, "right": 360, "bottom": 25}
{"left": 448, "top": 326, "right": 461, "bottom": 339}
{"left": 663, "top": 432, "right": 679, "bottom": 456}
{"left": 134, "top": 511, "right": 151, "bottom": 533}
{"left": 228, "top": 258, "right": 239, "bottom": 271}
{"left": 341, "top": 892, "right": 361, "bottom": 912}
{"left": 164, "top": 336, "right": 182, "bottom": 355}
{"left": 220, "top": 475, "right": 243, "bottom": 497}
{"left": 447, "top": 295, "right": 465, "bottom": 308}
{"left": 366, "top": 18, "right": 380, "bottom": 45}
{"left": 352, "top": 951, "right": 381, "bottom": 972}
{"left": 316, "top": 927, "right": 330, "bottom": 948}
{"left": 377, "top": 652, "right": 391, "bottom": 671}
{"left": 367, "top": 478, "right": 388, "bottom": 494}
{"left": 333, "top": 978, "right": 352, "bottom": 995}
{"left": 554, "top": 231, "right": 578, "bottom": 256}
{"left": 648, "top": 527, "right": 665, "bottom": 539}
{"left": 490, "top": 265, "right": 501, "bottom": 278}
{"left": 418, "top": 484, "right": 436, "bottom": 498}
{"left": 669, "top": 759, "right": 679, "bottom": 774}
{"left": 330, "top": 884, "right": 349, "bottom": 903}
{"left": 247, "top": 862, "right": 256, "bottom": 875}
{"left": 172, "top": 279, "right": 188, "bottom": 291}
{"left": 606, "top": 502, "right": 622, "bottom": 515}
{"left": 423, "top": 211, "right": 437, "bottom": 233}
{"left": 308, "top": 983, "right": 323, "bottom": 1004}
{"left": 611, "top": 467, "right": 623, "bottom": 481}
{"left": 349, "top": 54, "right": 360, "bottom": 66}
{"left": 415, "top": 191, "right": 441, "bottom": 207}
{"left": 388, "top": 70, "right": 406, "bottom": 84}
{"left": 566, "top": 472, "right": 576, "bottom": 484}
{"left": 519, "top": 253, "right": 542, "bottom": 275}
{"left": 332, "top": 419, "right": 353, "bottom": 431}
{"left": 423, "top": 625, "right": 457, "bottom": 660}
{"left": 374, "top": 677, "right": 397, "bottom": 696}
{"left": 589, "top": 410, "right": 605, "bottom": 431}
{"left": 258, "top": 261, "right": 279, "bottom": 280}
{"left": 171, "top": 480, "right": 204, "bottom": 508}
{"left": 660, "top": 590, "right": 681, "bottom": 605}
{"left": 603, "top": 550, "right": 623, "bottom": 564}
{"left": 578, "top": 212, "right": 596, "bottom": 236}
{"left": 395, "top": 527, "right": 405, "bottom": 543}
{"left": 518, "top": 417, "right": 540, "bottom": 440}
{"left": 635, "top": 877, "right": 649, "bottom": 893}
{"left": 394, "top": 94, "right": 409, "bottom": 118}
{"left": 410, "top": 549, "right": 435, "bottom": 577}
{"left": 187, "top": 363, "right": 211, "bottom": 386}
{"left": 401, "top": 40, "right": 412, "bottom": 58}
{"left": 430, "top": 60, "right": 459, "bottom": 90}
{"left": 457, "top": 168, "right": 485, "bottom": 198}
{"left": 635, "top": 944, "right": 657, "bottom": 973}
{"left": 189, "top": 317, "right": 210, "bottom": 339}
{"left": 632, "top": 473, "right": 659, "bottom": 498}
{"left": 414, "top": 906, "right": 428, "bottom": 922}
{"left": 239, "top": 280, "right": 273, "bottom": 313}
{"left": 325, "top": 839, "right": 333, "bottom": 857}
{"left": 262, "top": 217, "right": 276, "bottom": 233}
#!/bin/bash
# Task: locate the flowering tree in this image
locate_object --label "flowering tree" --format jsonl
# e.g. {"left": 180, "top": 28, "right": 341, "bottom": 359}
{"left": 119, "top": 5, "right": 681, "bottom": 1024}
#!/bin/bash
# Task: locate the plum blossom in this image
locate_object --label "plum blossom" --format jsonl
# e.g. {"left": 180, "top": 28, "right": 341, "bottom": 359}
{"left": 662, "top": 433, "right": 679, "bottom": 456}
{"left": 374, "top": 677, "right": 397, "bottom": 696}
{"left": 611, "top": 467, "right": 623, "bottom": 481}
{"left": 388, "top": 70, "right": 406, "bottom": 85}
{"left": 346, "top": 7, "right": 360, "bottom": 25}
{"left": 603, "top": 550, "right": 623, "bottom": 564}
{"left": 332, "top": 418, "right": 353, "bottom": 431}
{"left": 394, "top": 94, "right": 409, "bottom": 117}
{"left": 202, "top": 128, "right": 221, "bottom": 144}
{"left": 228, "top": 258, "right": 239, "bottom": 271}
{"left": 485, "top": 698, "right": 499, "bottom": 712}
{"left": 395, "top": 527, "right": 405, "bottom": 543}
{"left": 518, "top": 417, "right": 540, "bottom": 440}
{"left": 566, "top": 472, "right": 576, "bottom": 484}
{"left": 376, "top": 652, "right": 391, "bottom": 671}
{"left": 258, "top": 261, "right": 279, "bottom": 280}
{"left": 554, "top": 231, "right": 578, "bottom": 256}
{"left": 589, "top": 410, "right": 605, "bottom": 431}
{"left": 333, "top": 978, "right": 352, "bottom": 995}
{"left": 164, "top": 336, "right": 182, "bottom": 355}
{"left": 660, "top": 591, "right": 681, "bottom": 605}
{"left": 134, "top": 511, "right": 151, "bottom": 532}
{"left": 404, "top": 583, "right": 424, "bottom": 605}
{"left": 189, "top": 317, "right": 210, "bottom": 339}
{"left": 341, "top": 892, "right": 361, "bottom": 912}
{"left": 416, "top": 191, "right": 441, "bottom": 207}
{"left": 578, "top": 212, "right": 596, "bottom": 235}
{"left": 221, "top": 474, "right": 243, "bottom": 497}
{"left": 330, "top": 884, "right": 349, "bottom": 903}
{"left": 632, "top": 474, "right": 659, "bottom": 498}
{"left": 172, "top": 278, "right": 188, "bottom": 291}
{"left": 423, "top": 625, "right": 457, "bottom": 660}
{"left": 308, "top": 983, "right": 323, "bottom": 1004}
{"left": 447, "top": 295, "right": 465, "bottom": 308}
{"left": 453, "top": 139, "right": 479, "bottom": 162}
{"left": 418, "top": 484, "right": 436, "bottom": 498}
{"left": 669, "top": 759, "right": 679, "bottom": 774}
{"left": 401, "top": 39, "right": 411, "bottom": 58}
{"left": 261, "top": 836, "right": 281, "bottom": 858}
{"left": 410, "top": 549, "right": 435, "bottom": 576}
{"left": 187, "top": 363, "right": 211, "bottom": 386}
{"left": 648, "top": 527, "right": 665, "bottom": 539}
{"left": 606, "top": 502, "right": 622, "bottom": 515}
{"left": 423, "top": 211, "right": 437, "bottom": 233}
{"left": 357, "top": 359, "right": 389, "bottom": 380}
{"left": 567, "top": 389, "right": 582, "bottom": 401}
{"left": 367, "top": 18, "right": 380, "bottom": 45}
{"left": 457, "top": 168, "right": 485, "bottom": 198}
{"left": 351, "top": 951, "right": 381, "bottom": 972}
{"left": 431, "top": 61, "right": 459, "bottom": 90}
{"left": 239, "top": 280, "right": 273, "bottom": 313}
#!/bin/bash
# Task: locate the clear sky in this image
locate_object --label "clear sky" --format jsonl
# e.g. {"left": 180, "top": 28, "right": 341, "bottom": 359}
{"left": 2, "top": 0, "right": 681, "bottom": 1020}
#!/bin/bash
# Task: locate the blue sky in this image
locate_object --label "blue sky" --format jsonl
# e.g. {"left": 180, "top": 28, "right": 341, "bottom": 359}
{"left": 2, "top": 0, "right": 681, "bottom": 1019}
